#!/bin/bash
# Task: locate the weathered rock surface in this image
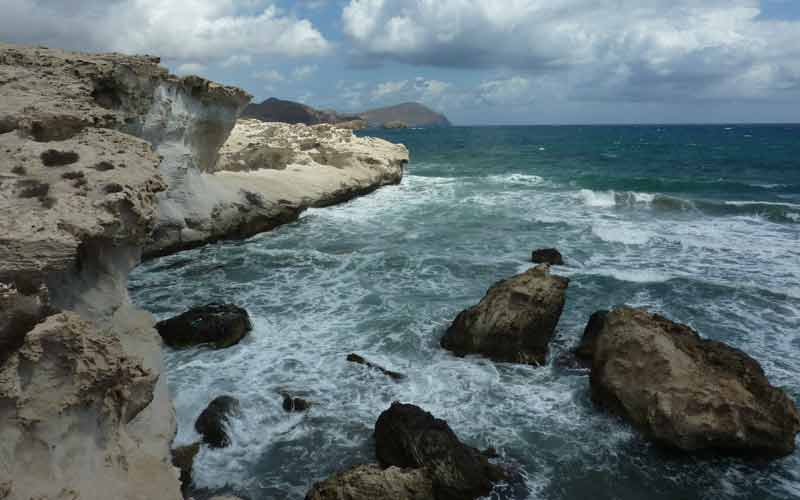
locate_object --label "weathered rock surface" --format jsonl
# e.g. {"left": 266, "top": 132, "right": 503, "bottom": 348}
{"left": 375, "top": 402, "right": 506, "bottom": 500}
{"left": 215, "top": 119, "right": 408, "bottom": 209}
{"left": 172, "top": 442, "right": 201, "bottom": 494}
{"left": 441, "top": 265, "right": 569, "bottom": 365}
{"left": 346, "top": 353, "right": 406, "bottom": 381}
{"left": 587, "top": 307, "right": 800, "bottom": 457}
{"left": 195, "top": 395, "right": 241, "bottom": 448}
{"left": 155, "top": 303, "right": 251, "bottom": 349}
{"left": 531, "top": 248, "right": 564, "bottom": 266}
{"left": 282, "top": 394, "right": 312, "bottom": 412}
{"left": 305, "top": 464, "right": 434, "bottom": 500}
{"left": 574, "top": 309, "right": 608, "bottom": 368}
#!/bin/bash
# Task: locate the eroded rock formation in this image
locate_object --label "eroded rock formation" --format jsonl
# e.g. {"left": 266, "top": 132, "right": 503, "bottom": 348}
{"left": 0, "top": 43, "right": 247, "bottom": 500}
{"left": 586, "top": 307, "right": 800, "bottom": 457}
{"left": 441, "top": 264, "right": 569, "bottom": 365}
{"left": 305, "top": 464, "right": 434, "bottom": 500}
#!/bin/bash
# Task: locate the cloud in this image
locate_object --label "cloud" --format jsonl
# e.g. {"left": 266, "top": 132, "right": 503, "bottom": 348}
{"left": 371, "top": 80, "right": 409, "bottom": 100}
{"left": 475, "top": 77, "right": 533, "bottom": 106}
{"left": 292, "top": 64, "right": 318, "bottom": 81}
{"left": 175, "top": 62, "right": 208, "bottom": 75}
{"left": 253, "top": 69, "right": 286, "bottom": 82}
{"left": 1, "top": 0, "right": 331, "bottom": 63}
{"left": 342, "top": 0, "right": 800, "bottom": 101}
{"left": 221, "top": 55, "right": 253, "bottom": 68}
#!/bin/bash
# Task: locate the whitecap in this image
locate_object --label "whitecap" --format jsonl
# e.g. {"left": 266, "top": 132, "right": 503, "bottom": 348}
{"left": 592, "top": 223, "right": 654, "bottom": 245}
{"left": 578, "top": 189, "right": 616, "bottom": 208}
{"left": 487, "top": 173, "right": 546, "bottom": 186}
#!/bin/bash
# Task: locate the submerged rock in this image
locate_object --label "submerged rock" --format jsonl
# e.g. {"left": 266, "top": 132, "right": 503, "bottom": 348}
{"left": 441, "top": 265, "right": 569, "bottom": 365}
{"left": 587, "top": 307, "right": 800, "bottom": 457}
{"left": 346, "top": 353, "right": 406, "bottom": 381}
{"left": 283, "top": 394, "right": 312, "bottom": 412}
{"left": 375, "top": 402, "right": 506, "bottom": 500}
{"left": 305, "top": 464, "right": 434, "bottom": 500}
{"left": 531, "top": 248, "right": 564, "bottom": 266}
{"left": 195, "top": 396, "right": 241, "bottom": 448}
{"left": 155, "top": 303, "right": 251, "bottom": 349}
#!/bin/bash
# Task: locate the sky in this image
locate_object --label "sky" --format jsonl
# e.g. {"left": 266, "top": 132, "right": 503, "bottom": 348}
{"left": 2, "top": 0, "right": 800, "bottom": 124}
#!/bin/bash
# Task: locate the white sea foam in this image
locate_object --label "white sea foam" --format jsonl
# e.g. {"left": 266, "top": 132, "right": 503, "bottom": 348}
{"left": 592, "top": 223, "right": 654, "bottom": 245}
{"left": 487, "top": 173, "right": 546, "bottom": 186}
{"left": 578, "top": 189, "right": 616, "bottom": 208}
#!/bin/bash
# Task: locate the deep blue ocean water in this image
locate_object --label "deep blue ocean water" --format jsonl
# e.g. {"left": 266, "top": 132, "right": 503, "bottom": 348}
{"left": 131, "top": 125, "right": 800, "bottom": 500}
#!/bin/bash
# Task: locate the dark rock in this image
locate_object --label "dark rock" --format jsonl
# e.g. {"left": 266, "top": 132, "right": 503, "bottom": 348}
{"left": 590, "top": 307, "right": 800, "bottom": 457}
{"left": 574, "top": 310, "right": 609, "bottom": 368}
{"left": 305, "top": 464, "right": 434, "bottom": 500}
{"left": 375, "top": 402, "right": 506, "bottom": 500}
{"left": 155, "top": 303, "right": 251, "bottom": 349}
{"left": 282, "top": 394, "right": 311, "bottom": 412}
{"left": 171, "top": 442, "right": 200, "bottom": 494}
{"left": 441, "top": 265, "right": 568, "bottom": 366}
{"left": 195, "top": 396, "right": 240, "bottom": 448}
{"left": 346, "top": 353, "right": 406, "bottom": 381}
{"left": 531, "top": 248, "right": 564, "bottom": 266}
{"left": 40, "top": 149, "right": 79, "bottom": 166}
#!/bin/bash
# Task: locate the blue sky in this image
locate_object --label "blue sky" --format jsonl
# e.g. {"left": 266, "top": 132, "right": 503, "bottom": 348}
{"left": 2, "top": 0, "right": 800, "bottom": 124}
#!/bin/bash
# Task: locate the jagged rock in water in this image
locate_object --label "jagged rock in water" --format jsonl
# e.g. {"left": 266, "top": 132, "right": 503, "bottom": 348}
{"left": 531, "top": 248, "right": 564, "bottom": 266}
{"left": 587, "top": 307, "right": 800, "bottom": 457}
{"left": 305, "top": 464, "right": 434, "bottom": 500}
{"left": 195, "top": 395, "right": 241, "bottom": 448}
{"left": 346, "top": 353, "right": 406, "bottom": 381}
{"left": 283, "top": 394, "right": 312, "bottom": 412}
{"left": 375, "top": 402, "right": 506, "bottom": 500}
{"left": 155, "top": 303, "right": 251, "bottom": 349}
{"left": 441, "top": 265, "right": 569, "bottom": 365}
{"left": 172, "top": 442, "right": 201, "bottom": 494}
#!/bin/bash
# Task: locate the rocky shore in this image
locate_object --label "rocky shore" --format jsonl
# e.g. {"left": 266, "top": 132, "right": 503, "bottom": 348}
{"left": 0, "top": 43, "right": 407, "bottom": 500}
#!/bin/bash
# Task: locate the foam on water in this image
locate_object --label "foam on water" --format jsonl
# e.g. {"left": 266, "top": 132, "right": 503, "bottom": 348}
{"left": 131, "top": 127, "right": 800, "bottom": 500}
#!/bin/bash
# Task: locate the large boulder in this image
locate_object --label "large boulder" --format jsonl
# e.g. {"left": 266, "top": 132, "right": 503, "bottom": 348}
{"left": 587, "top": 307, "right": 800, "bottom": 457}
{"left": 305, "top": 464, "right": 434, "bottom": 500}
{"left": 574, "top": 310, "right": 608, "bottom": 368}
{"left": 375, "top": 402, "right": 505, "bottom": 500}
{"left": 155, "top": 303, "right": 251, "bottom": 349}
{"left": 195, "top": 395, "right": 241, "bottom": 448}
{"left": 441, "top": 265, "right": 568, "bottom": 365}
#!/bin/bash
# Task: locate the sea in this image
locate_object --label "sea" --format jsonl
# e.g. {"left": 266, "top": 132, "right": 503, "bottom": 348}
{"left": 130, "top": 125, "right": 800, "bottom": 500}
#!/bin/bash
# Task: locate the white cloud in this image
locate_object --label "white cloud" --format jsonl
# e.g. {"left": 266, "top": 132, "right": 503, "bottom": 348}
{"left": 475, "top": 77, "right": 533, "bottom": 106}
{"left": 371, "top": 80, "right": 409, "bottom": 100}
{"left": 221, "top": 54, "right": 253, "bottom": 68}
{"left": 1, "top": 0, "right": 330, "bottom": 63}
{"left": 342, "top": 0, "right": 800, "bottom": 101}
{"left": 292, "top": 64, "right": 318, "bottom": 81}
{"left": 175, "top": 62, "right": 208, "bottom": 75}
{"left": 253, "top": 69, "right": 285, "bottom": 82}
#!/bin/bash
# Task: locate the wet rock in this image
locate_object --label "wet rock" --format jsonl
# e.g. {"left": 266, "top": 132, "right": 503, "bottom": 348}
{"left": 574, "top": 310, "right": 609, "bottom": 368}
{"left": 171, "top": 442, "right": 201, "bottom": 494}
{"left": 346, "top": 353, "right": 406, "bottom": 381}
{"left": 441, "top": 265, "right": 568, "bottom": 365}
{"left": 589, "top": 307, "right": 800, "bottom": 457}
{"left": 531, "top": 248, "right": 564, "bottom": 266}
{"left": 375, "top": 402, "right": 506, "bottom": 500}
{"left": 155, "top": 303, "right": 251, "bottom": 349}
{"left": 195, "top": 396, "right": 240, "bottom": 448}
{"left": 283, "top": 394, "right": 312, "bottom": 412}
{"left": 305, "top": 464, "right": 434, "bottom": 500}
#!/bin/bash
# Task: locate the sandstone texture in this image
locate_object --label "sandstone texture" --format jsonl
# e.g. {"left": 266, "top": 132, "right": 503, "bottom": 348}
{"left": 305, "top": 464, "right": 434, "bottom": 500}
{"left": 441, "top": 265, "right": 569, "bottom": 365}
{"left": 215, "top": 119, "right": 408, "bottom": 208}
{"left": 586, "top": 307, "right": 800, "bottom": 457}
{"left": 0, "top": 43, "right": 251, "bottom": 500}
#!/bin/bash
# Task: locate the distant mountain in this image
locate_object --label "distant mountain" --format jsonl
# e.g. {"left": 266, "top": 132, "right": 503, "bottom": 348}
{"left": 241, "top": 97, "right": 361, "bottom": 126}
{"left": 242, "top": 98, "right": 451, "bottom": 129}
{"left": 360, "top": 102, "right": 451, "bottom": 128}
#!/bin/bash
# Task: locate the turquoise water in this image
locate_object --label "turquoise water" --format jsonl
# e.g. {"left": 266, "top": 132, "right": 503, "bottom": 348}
{"left": 130, "top": 125, "right": 800, "bottom": 499}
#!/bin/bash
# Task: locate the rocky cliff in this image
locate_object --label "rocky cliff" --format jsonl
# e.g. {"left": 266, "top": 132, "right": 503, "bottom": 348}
{"left": 0, "top": 43, "right": 241, "bottom": 500}
{"left": 0, "top": 43, "right": 409, "bottom": 500}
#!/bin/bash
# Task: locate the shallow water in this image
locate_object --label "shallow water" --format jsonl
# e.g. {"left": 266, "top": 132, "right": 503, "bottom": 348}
{"left": 130, "top": 125, "right": 800, "bottom": 499}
